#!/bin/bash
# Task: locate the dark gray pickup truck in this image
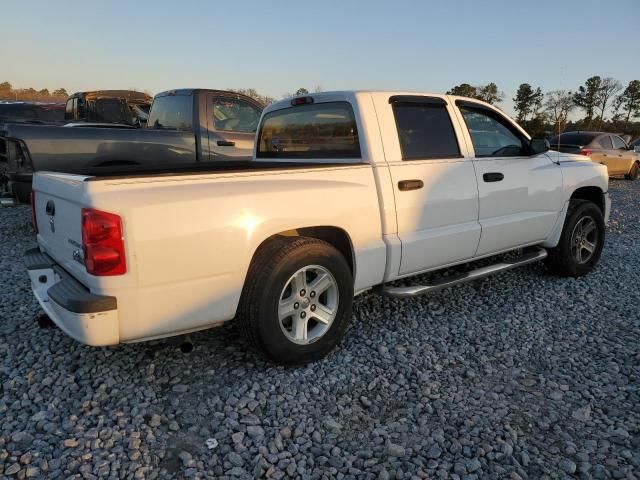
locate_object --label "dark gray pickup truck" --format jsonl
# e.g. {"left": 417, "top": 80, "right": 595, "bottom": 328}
{"left": 0, "top": 89, "right": 264, "bottom": 202}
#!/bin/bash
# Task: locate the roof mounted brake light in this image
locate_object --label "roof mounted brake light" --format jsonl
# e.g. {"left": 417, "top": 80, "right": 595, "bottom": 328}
{"left": 291, "top": 96, "right": 314, "bottom": 106}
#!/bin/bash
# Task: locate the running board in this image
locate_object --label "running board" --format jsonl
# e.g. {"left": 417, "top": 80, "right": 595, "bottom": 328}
{"left": 377, "top": 247, "right": 548, "bottom": 298}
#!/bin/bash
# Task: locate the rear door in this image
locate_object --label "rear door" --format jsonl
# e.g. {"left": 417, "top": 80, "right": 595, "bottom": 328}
{"left": 591, "top": 135, "right": 615, "bottom": 173}
{"left": 374, "top": 94, "right": 481, "bottom": 276}
{"left": 206, "top": 93, "right": 262, "bottom": 161}
{"left": 454, "top": 100, "right": 564, "bottom": 256}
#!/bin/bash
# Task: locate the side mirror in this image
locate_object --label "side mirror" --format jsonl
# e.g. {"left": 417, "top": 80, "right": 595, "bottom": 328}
{"left": 529, "top": 138, "right": 550, "bottom": 155}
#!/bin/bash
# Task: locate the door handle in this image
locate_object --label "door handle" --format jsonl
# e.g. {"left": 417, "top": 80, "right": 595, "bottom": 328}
{"left": 217, "top": 140, "right": 236, "bottom": 147}
{"left": 398, "top": 179, "right": 424, "bottom": 191}
{"left": 483, "top": 172, "right": 504, "bottom": 182}
{"left": 603, "top": 154, "right": 608, "bottom": 157}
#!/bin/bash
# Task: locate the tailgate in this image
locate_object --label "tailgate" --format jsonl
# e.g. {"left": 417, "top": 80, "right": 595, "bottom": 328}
{"left": 32, "top": 172, "right": 93, "bottom": 280}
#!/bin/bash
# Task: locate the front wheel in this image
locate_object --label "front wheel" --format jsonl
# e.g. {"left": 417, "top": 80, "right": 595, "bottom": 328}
{"left": 237, "top": 236, "right": 353, "bottom": 365}
{"left": 545, "top": 199, "right": 605, "bottom": 277}
{"left": 624, "top": 162, "right": 639, "bottom": 180}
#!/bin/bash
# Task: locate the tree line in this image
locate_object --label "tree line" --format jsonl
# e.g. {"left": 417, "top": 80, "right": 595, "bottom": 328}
{"left": 4, "top": 78, "right": 639, "bottom": 139}
{"left": 446, "top": 77, "right": 640, "bottom": 138}
{"left": 0, "top": 82, "right": 68, "bottom": 102}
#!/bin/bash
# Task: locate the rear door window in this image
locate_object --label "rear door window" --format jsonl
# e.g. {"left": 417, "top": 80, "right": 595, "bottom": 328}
{"left": 148, "top": 94, "right": 193, "bottom": 131}
{"left": 257, "top": 102, "right": 360, "bottom": 159}
{"left": 212, "top": 97, "right": 261, "bottom": 133}
{"left": 598, "top": 136, "right": 613, "bottom": 149}
{"left": 392, "top": 102, "right": 460, "bottom": 159}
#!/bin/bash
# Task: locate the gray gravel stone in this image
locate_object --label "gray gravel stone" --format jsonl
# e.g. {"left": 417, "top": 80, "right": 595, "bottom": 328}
{"left": 0, "top": 180, "right": 639, "bottom": 479}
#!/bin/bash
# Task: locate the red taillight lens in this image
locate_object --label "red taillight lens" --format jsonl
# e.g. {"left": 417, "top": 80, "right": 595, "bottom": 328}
{"left": 30, "top": 191, "right": 38, "bottom": 235}
{"left": 81, "top": 208, "right": 126, "bottom": 276}
{"left": 581, "top": 149, "right": 593, "bottom": 157}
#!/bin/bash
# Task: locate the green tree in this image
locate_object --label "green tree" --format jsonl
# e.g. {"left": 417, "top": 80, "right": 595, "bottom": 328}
{"left": 477, "top": 82, "right": 504, "bottom": 104}
{"left": 0, "top": 81, "right": 11, "bottom": 91}
{"left": 295, "top": 88, "right": 309, "bottom": 96}
{"left": 38, "top": 88, "right": 50, "bottom": 96}
{"left": 613, "top": 80, "right": 640, "bottom": 123}
{"left": 513, "top": 83, "right": 544, "bottom": 122}
{"left": 52, "top": 88, "right": 68, "bottom": 97}
{"left": 446, "top": 83, "right": 478, "bottom": 98}
{"left": 573, "top": 76, "right": 602, "bottom": 124}
{"left": 545, "top": 90, "right": 574, "bottom": 133}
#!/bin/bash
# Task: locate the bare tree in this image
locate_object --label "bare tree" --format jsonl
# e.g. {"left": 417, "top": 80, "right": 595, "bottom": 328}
{"left": 544, "top": 90, "right": 574, "bottom": 133}
{"left": 596, "top": 77, "right": 622, "bottom": 129}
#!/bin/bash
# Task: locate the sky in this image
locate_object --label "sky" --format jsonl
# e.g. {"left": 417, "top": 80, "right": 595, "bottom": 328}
{"left": 2, "top": 0, "right": 639, "bottom": 116}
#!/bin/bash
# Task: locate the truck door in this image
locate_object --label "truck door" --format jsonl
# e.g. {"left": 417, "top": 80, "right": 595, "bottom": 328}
{"left": 206, "top": 93, "right": 262, "bottom": 161}
{"left": 454, "top": 100, "right": 564, "bottom": 257}
{"left": 375, "top": 94, "right": 481, "bottom": 276}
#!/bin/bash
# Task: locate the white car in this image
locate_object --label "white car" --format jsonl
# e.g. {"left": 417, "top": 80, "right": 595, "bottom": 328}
{"left": 26, "top": 91, "right": 610, "bottom": 364}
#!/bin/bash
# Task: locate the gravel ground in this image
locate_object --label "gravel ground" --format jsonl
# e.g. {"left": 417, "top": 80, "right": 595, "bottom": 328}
{"left": 1, "top": 179, "right": 638, "bottom": 480}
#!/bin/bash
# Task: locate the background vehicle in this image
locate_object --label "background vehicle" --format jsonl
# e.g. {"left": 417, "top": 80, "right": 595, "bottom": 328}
{"left": 1, "top": 89, "right": 264, "bottom": 202}
{"left": 27, "top": 91, "right": 610, "bottom": 365}
{"left": 64, "top": 90, "right": 152, "bottom": 126}
{"left": 0, "top": 102, "right": 65, "bottom": 125}
{"left": 549, "top": 131, "right": 639, "bottom": 180}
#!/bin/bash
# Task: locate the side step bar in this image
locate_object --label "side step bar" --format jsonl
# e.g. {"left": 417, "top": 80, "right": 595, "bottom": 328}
{"left": 377, "top": 247, "right": 548, "bottom": 298}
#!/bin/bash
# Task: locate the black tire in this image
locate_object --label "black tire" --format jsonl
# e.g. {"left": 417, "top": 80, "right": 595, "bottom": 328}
{"left": 545, "top": 199, "right": 605, "bottom": 277}
{"left": 624, "top": 162, "right": 639, "bottom": 180}
{"left": 237, "top": 236, "right": 353, "bottom": 365}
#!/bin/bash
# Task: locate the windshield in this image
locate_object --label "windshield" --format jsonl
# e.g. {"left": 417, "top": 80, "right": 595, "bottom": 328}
{"left": 549, "top": 132, "right": 598, "bottom": 146}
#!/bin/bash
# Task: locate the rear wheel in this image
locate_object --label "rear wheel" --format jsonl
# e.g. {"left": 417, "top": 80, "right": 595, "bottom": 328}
{"left": 624, "top": 162, "right": 639, "bottom": 180}
{"left": 237, "top": 236, "right": 353, "bottom": 365}
{"left": 545, "top": 200, "right": 605, "bottom": 277}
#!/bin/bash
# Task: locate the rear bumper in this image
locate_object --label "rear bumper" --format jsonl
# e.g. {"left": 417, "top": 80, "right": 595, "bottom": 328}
{"left": 25, "top": 248, "right": 119, "bottom": 346}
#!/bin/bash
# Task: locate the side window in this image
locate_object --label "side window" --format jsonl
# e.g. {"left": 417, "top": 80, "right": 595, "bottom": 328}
{"left": 65, "top": 99, "right": 74, "bottom": 119}
{"left": 612, "top": 136, "right": 626, "bottom": 149}
{"left": 459, "top": 106, "right": 528, "bottom": 157}
{"left": 598, "top": 136, "right": 613, "bottom": 149}
{"left": 212, "top": 97, "right": 261, "bottom": 133}
{"left": 392, "top": 103, "right": 460, "bottom": 160}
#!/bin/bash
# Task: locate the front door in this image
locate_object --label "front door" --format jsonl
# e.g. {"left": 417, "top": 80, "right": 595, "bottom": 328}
{"left": 455, "top": 102, "right": 564, "bottom": 257}
{"left": 206, "top": 94, "right": 262, "bottom": 161}
{"left": 374, "top": 94, "right": 481, "bottom": 276}
{"left": 611, "top": 135, "right": 634, "bottom": 175}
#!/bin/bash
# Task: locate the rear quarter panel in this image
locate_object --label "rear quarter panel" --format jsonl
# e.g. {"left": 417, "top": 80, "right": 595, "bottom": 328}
{"left": 85, "top": 165, "right": 387, "bottom": 342}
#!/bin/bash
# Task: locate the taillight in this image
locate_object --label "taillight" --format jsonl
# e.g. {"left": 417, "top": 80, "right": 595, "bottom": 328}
{"left": 30, "top": 191, "right": 38, "bottom": 234}
{"left": 81, "top": 208, "right": 126, "bottom": 276}
{"left": 581, "top": 149, "right": 593, "bottom": 157}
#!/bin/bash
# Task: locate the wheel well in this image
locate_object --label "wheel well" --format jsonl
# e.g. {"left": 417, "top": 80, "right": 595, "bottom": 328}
{"left": 570, "top": 186, "right": 604, "bottom": 212}
{"left": 271, "top": 226, "right": 355, "bottom": 275}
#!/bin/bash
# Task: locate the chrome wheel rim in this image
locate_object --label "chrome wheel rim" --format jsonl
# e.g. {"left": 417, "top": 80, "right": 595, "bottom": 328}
{"left": 278, "top": 265, "right": 339, "bottom": 345}
{"left": 570, "top": 215, "right": 598, "bottom": 264}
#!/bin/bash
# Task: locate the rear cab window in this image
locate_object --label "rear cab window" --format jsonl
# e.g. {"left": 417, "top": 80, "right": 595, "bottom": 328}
{"left": 257, "top": 101, "right": 360, "bottom": 159}
{"left": 148, "top": 93, "right": 193, "bottom": 131}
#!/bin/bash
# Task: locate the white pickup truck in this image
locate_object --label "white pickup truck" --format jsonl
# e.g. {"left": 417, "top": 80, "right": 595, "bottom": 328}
{"left": 26, "top": 91, "right": 610, "bottom": 364}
